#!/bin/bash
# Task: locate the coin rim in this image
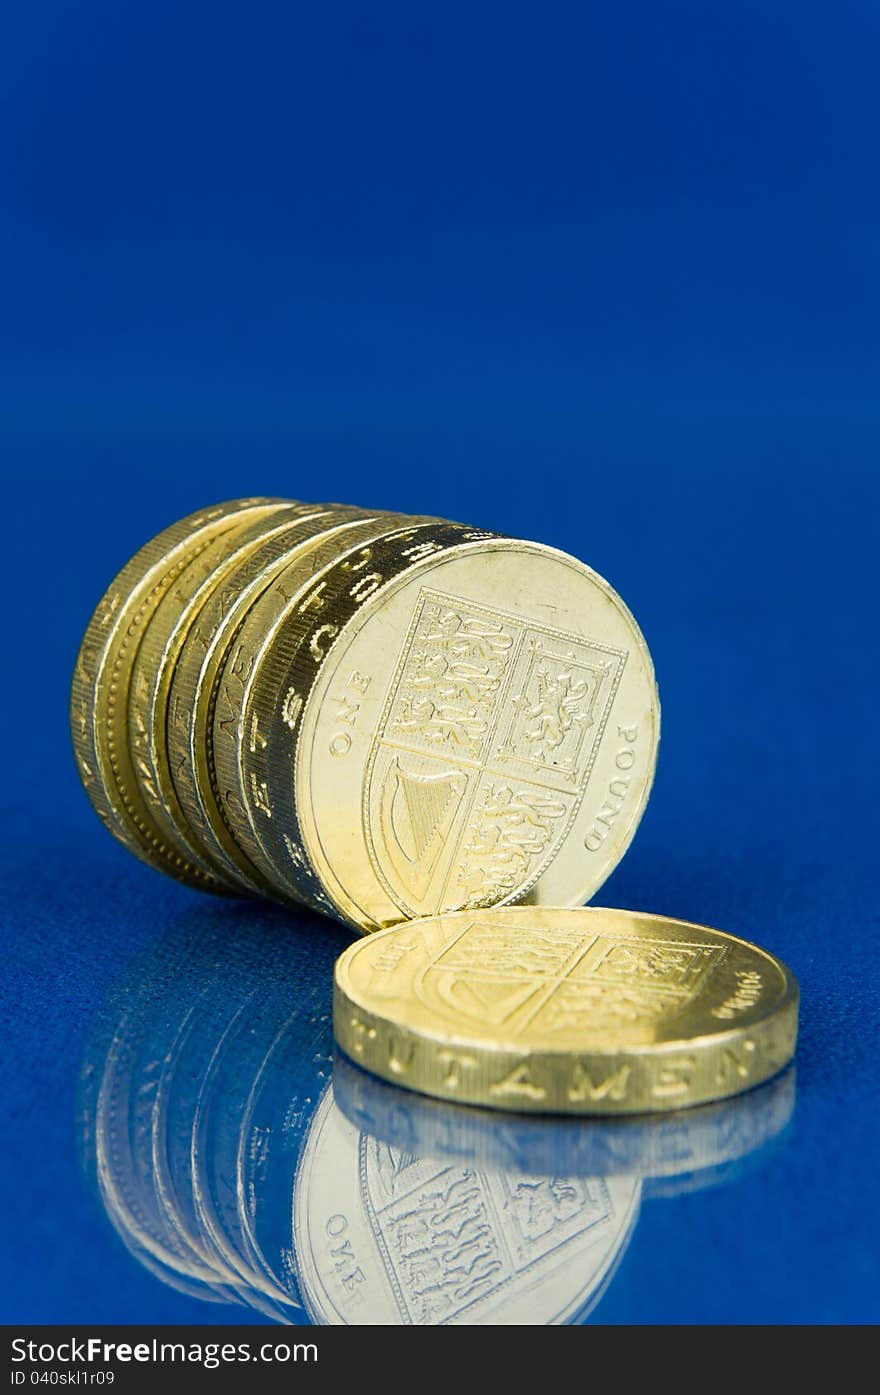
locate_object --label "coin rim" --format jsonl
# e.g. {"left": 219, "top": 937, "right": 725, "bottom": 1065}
{"left": 70, "top": 498, "right": 285, "bottom": 887}
{"left": 126, "top": 508, "right": 309, "bottom": 889}
{"left": 209, "top": 513, "right": 439, "bottom": 909}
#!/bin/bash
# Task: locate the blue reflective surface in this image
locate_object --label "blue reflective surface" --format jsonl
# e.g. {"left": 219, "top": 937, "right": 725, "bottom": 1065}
{"left": 3, "top": 0, "right": 880, "bottom": 1325}
{"left": 76, "top": 907, "right": 796, "bottom": 1325}
{"left": 4, "top": 855, "right": 877, "bottom": 1323}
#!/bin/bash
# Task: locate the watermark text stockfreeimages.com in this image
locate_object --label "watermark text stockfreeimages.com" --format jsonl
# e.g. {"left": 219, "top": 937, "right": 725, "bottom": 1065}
{"left": 10, "top": 1337, "right": 317, "bottom": 1373}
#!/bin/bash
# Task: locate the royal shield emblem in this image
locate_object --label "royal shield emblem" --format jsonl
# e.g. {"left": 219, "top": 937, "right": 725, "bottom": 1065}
{"left": 411, "top": 920, "right": 729, "bottom": 1039}
{"left": 364, "top": 590, "right": 628, "bottom": 916}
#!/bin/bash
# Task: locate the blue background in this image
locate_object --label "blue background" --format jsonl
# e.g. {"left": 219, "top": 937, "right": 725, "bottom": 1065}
{"left": 1, "top": 1, "right": 878, "bottom": 1324}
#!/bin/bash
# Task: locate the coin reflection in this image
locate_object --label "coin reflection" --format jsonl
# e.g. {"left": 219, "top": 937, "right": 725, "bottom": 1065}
{"left": 79, "top": 907, "right": 795, "bottom": 1325}
{"left": 332, "top": 1053, "right": 796, "bottom": 1201}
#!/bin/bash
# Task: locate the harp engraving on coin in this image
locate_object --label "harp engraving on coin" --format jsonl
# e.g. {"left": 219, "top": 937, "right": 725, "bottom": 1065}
{"left": 379, "top": 761, "right": 468, "bottom": 902}
{"left": 413, "top": 922, "right": 728, "bottom": 1039}
{"left": 365, "top": 591, "right": 628, "bottom": 916}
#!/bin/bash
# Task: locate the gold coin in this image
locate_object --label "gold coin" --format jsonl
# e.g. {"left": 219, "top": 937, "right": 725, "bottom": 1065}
{"left": 267, "top": 530, "right": 658, "bottom": 930}
{"left": 70, "top": 498, "right": 288, "bottom": 888}
{"left": 127, "top": 502, "right": 325, "bottom": 890}
{"left": 167, "top": 506, "right": 383, "bottom": 896}
{"left": 333, "top": 907, "right": 799, "bottom": 1114}
{"left": 210, "top": 513, "right": 440, "bottom": 910}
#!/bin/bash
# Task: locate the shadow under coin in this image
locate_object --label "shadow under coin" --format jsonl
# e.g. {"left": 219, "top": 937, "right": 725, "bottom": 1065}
{"left": 78, "top": 902, "right": 795, "bottom": 1325}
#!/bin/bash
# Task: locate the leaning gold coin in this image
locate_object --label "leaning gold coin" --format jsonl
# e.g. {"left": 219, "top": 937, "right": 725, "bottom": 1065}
{"left": 333, "top": 908, "right": 799, "bottom": 1114}
{"left": 294, "top": 533, "right": 659, "bottom": 930}
{"left": 70, "top": 498, "right": 288, "bottom": 889}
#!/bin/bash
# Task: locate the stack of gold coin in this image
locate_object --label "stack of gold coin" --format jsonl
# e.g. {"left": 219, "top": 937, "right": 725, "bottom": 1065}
{"left": 72, "top": 496, "right": 798, "bottom": 1115}
{"left": 71, "top": 496, "right": 661, "bottom": 931}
